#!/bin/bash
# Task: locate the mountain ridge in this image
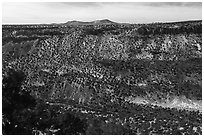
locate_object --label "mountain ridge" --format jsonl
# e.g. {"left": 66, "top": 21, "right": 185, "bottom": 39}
{"left": 63, "top": 19, "right": 117, "bottom": 25}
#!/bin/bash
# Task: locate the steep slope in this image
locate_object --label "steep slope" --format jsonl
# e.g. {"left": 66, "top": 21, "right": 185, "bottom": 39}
{"left": 2, "top": 20, "right": 202, "bottom": 135}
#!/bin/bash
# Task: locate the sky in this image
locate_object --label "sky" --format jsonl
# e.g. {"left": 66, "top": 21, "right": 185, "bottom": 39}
{"left": 2, "top": 2, "right": 202, "bottom": 24}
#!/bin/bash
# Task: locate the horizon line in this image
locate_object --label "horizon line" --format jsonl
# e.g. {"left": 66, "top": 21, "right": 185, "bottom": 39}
{"left": 2, "top": 19, "right": 202, "bottom": 25}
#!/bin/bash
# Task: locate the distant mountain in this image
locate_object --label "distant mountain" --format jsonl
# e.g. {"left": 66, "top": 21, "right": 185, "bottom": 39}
{"left": 92, "top": 19, "right": 116, "bottom": 24}
{"left": 63, "top": 19, "right": 117, "bottom": 25}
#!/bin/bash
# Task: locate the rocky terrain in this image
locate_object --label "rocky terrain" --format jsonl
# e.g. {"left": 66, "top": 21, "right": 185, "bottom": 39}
{"left": 2, "top": 19, "right": 202, "bottom": 135}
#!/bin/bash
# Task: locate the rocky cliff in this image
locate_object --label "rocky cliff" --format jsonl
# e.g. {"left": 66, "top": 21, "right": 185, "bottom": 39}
{"left": 2, "top": 20, "right": 202, "bottom": 135}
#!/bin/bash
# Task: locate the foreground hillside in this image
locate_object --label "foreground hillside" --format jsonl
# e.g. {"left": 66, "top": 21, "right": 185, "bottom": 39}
{"left": 2, "top": 20, "right": 202, "bottom": 135}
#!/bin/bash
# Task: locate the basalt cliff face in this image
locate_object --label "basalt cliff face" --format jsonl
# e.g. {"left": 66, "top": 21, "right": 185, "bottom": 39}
{"left": 2, "top": 20, "right": 202, "bottom": 135}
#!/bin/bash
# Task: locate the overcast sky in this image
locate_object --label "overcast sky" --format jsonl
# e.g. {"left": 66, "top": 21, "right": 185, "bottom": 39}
{"left": 2, "top": 2, "right": 202, "bottom": 24}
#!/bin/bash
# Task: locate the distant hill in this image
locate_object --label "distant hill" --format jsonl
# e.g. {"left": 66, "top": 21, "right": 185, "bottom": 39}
{"left": 63, "top": 19, "right": 117, "bottom": 25}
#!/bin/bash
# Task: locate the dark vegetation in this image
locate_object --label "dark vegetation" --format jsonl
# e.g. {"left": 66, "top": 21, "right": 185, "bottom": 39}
{"left": 2, "top": 69, "right": 88, "bottom": 135}
{"left": 2, "top": 20, "right": 202, "bottom": 135}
